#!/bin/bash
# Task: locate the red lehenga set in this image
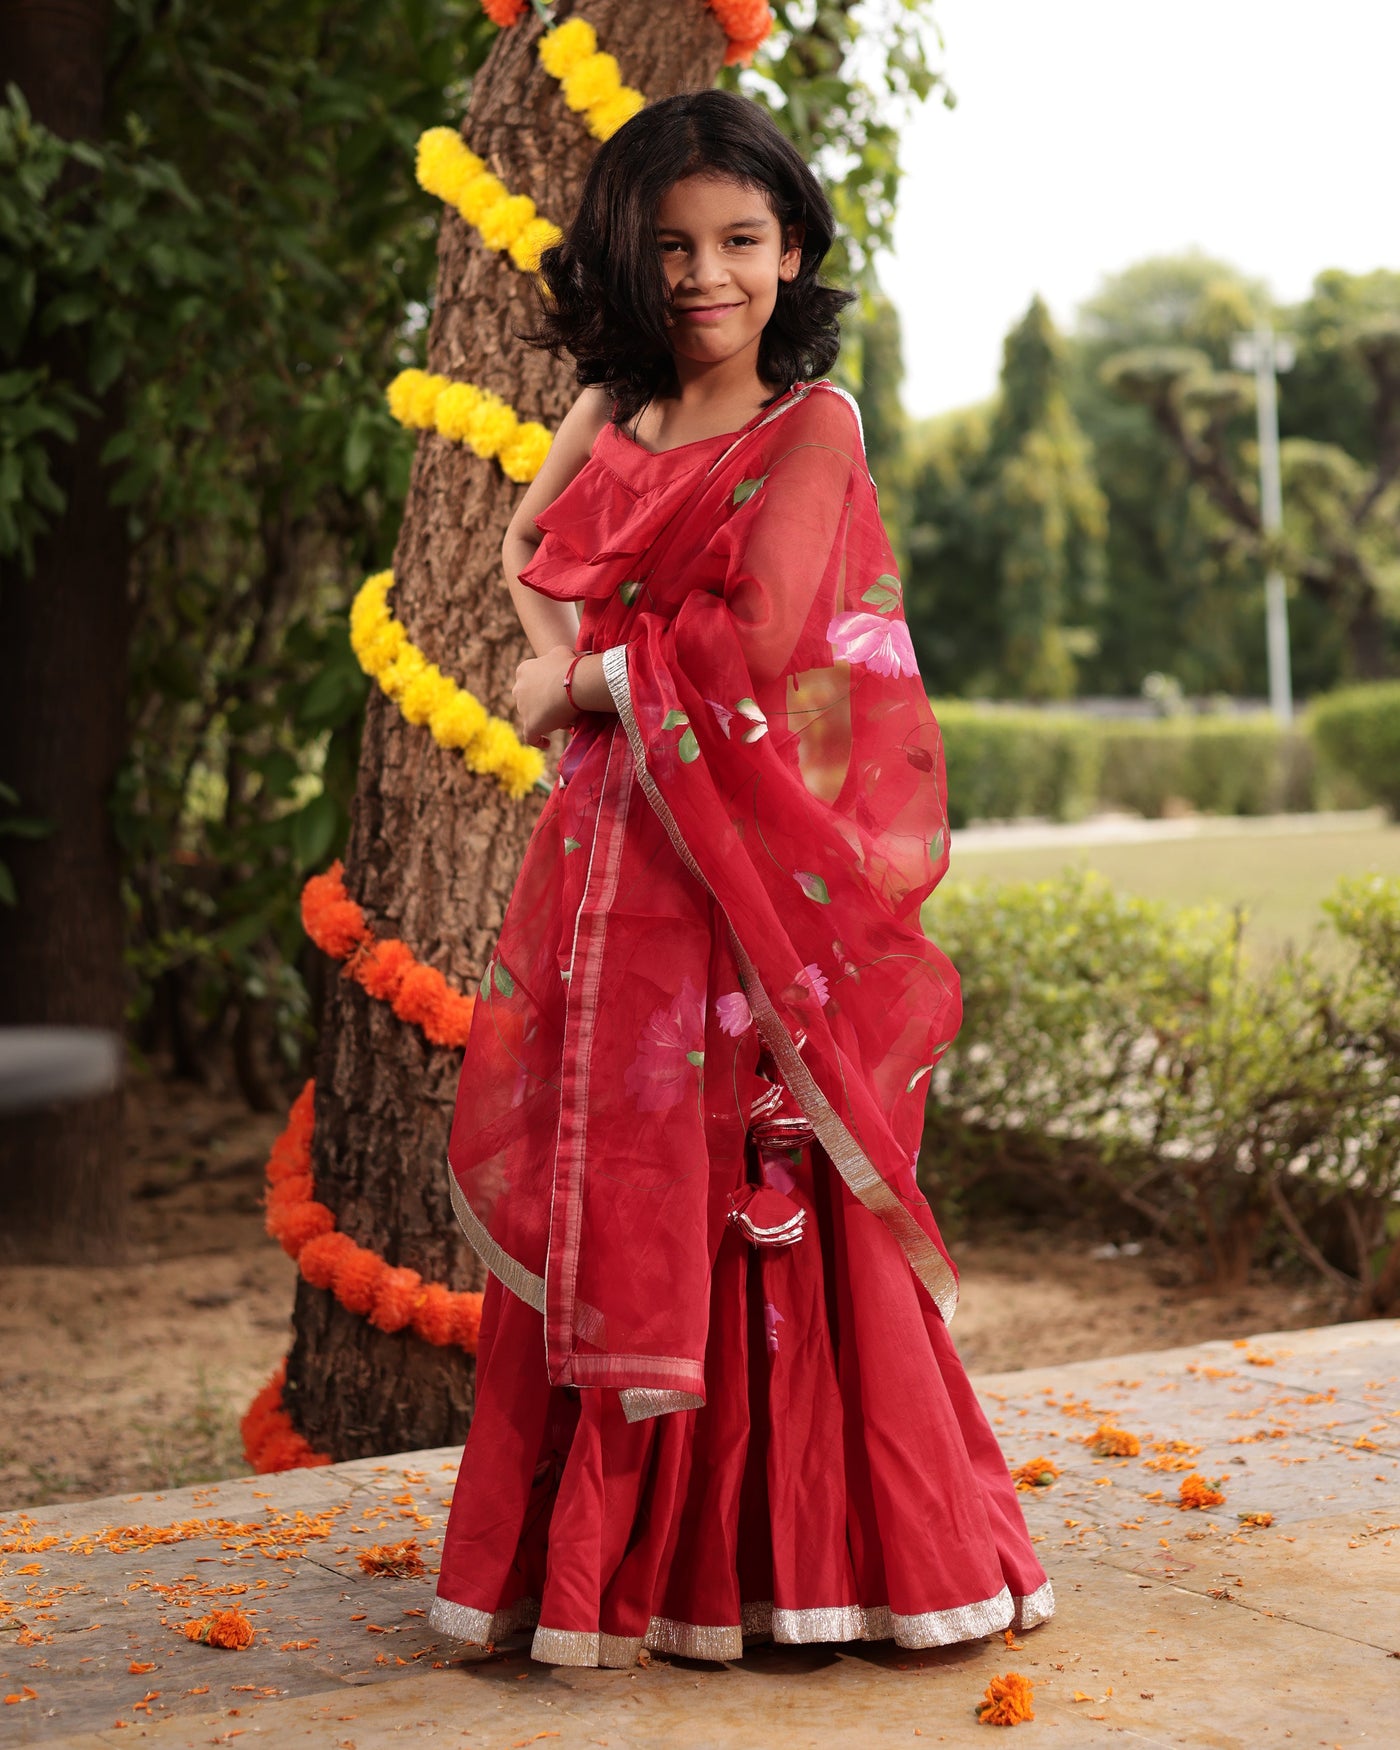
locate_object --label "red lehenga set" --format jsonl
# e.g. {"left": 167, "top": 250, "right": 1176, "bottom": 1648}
{"left": 427, "top": 379, "right": 1054, "bottom": 1665}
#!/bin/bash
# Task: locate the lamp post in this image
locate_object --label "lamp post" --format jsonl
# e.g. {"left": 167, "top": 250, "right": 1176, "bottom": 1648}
{"left": 1230, "top": 324, "right": 1296, "bottom": 726}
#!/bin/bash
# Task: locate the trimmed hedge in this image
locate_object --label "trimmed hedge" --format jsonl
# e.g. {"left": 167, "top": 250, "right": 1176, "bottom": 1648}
{"left": 931, "top": 699, "right": 1376, "bottom": 823}
{"left": 933, "top": 702, "right": 1101, "bottom": 829}
{"left": 1307, "top": 680, "right": 1400, "bottom": 816}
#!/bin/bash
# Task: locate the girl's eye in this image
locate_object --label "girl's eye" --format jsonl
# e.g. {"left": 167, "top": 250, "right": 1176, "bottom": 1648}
{"left": 727, "top": 235, "right": 757, "bottom": 247}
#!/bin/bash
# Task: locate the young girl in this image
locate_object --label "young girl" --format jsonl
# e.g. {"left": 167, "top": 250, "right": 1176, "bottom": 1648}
{"left": 427, "top": 87, "right": 1053, "bottom": 1668}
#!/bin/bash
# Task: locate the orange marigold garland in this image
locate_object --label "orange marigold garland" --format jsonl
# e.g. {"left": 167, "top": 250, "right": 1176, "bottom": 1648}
{"left": 482, "top": 0, "right": 527, "bottom": 24}
{"left": 240, "top": 1361, "right": 333, "bottom": 1474}
{"left": 976, "top": 1671, "right": 1035, "bottom": 1727}
{"left": 301, "top": 861, "right": 476, "bottom": 1050}
{"left": 708, "top": 0, "right": 774, "bottom": 64}
{"left": 260, "top": 1080, "right": 484, "bottom": 1354}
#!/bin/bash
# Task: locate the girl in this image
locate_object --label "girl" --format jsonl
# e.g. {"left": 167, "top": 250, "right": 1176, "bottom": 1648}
{"left": 428, "top": 87, "right": 1053, "bottom": 1668}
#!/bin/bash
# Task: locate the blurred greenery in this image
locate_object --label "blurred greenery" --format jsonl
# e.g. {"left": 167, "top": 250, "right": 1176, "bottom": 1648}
{"left": 903, "top": 255, "right": 1400, "bottom": 703}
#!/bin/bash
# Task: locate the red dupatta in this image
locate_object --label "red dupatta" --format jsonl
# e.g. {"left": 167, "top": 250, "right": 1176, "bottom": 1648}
{"left": 445, "top": 378, "right": 962, "bottom": 1420}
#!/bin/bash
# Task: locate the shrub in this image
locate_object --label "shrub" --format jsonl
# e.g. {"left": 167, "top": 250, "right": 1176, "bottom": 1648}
{"left": 933, "top": 702, "right": 1102, "bottom": 828}
{"left": 932, "top": 702, "right": 1316, "bottom": 825}
{"left": 1096, "top": 718, "right": 1313, "bottom": 817}
{"left": 1307, "top": 680, "right": 1400, "bottom": 816}
{"left": 920, "top": 867, "right": 1400, "bottom": 1309}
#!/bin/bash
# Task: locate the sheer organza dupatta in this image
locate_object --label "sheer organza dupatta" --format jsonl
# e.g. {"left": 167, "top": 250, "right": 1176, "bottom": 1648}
{"left": 446, "top": 381, "right": 962, "bottom": 1418}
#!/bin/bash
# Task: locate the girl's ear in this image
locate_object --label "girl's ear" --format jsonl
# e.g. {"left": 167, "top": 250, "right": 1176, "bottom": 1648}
{"left": 779, "top": 220, "right": 805, "bottom": 282}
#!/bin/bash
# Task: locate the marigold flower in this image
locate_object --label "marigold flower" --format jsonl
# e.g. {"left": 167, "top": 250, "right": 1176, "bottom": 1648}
{"left": 433, "top": 381, "right": 485, "bottom": 444}
{"left": 332, "top": 1246, "right": 388, "bottom": 1317}
{"left": 1087, "top": 1421, "right": 1141, "bottom": 1458}
{"left": 452, "top": 1294, "right": 484, "bottom": 1352}
{"left": 538, "top": 17, "right": 597, "bottom": 78}
{"left": 411, "top": 1282, "right": 458, "bottom": 1347}
{"left": 499, "top": 421, "right": 553, "bottom": 483}
{"left": 356, "top": 938, "right": 415, "bottom": 1004}
{"left": 357, "top": 1536, "right": 427, "bottom": 1578}
{"left": 464, "top": 396, "right": 519, "bottom": 458}
{"left": 398, "top": 664, "right": 453, "bottom": 728}
{"left": 302, "top": 863, "right": 369, "bottom": 959}
{"left": 297, "top": 1231, "right": 359, "bottom": 1291}
{"left": 1177, "top": 1473, "right": 1227, "bottom": 1510}
{"left": 387, "top": 368, "right": 447, "bottom": 430}
{"left": 1237, "top": 1510, "right": 1274, "bottom": 1527}
{"left": 977, "top": 1670, "right": 1035, "bottom": 1726}
{"left": 183, "top": 1608, "right": 255, "bottom": 1651}
{"left": 481, "top": 0, "right": 526, "bottom": 26}
{"left": 454, "top": 170, "right": 509, "bottom": 228}
{"left": 273, "top": 1200, "right": 336, "bottom": 1259}
{"left": 478, "top": 192, "right": 537, "bottom": 251}
{"left": 370, "top": 1265, "right": 425, "bottom": 1334}
{"left": 1010, "top": 1456, "right": 1059, "bottom": 1491}
{"left": 562, "top": 52, "right": 623, "bottom": 115}
{"left": 508, "top": 217, "right": 562, "bottom": 274}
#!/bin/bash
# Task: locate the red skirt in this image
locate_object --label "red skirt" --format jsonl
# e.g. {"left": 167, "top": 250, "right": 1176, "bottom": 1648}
{"left": 428, "top": 1144, "right": 1054, "bottom": 1667}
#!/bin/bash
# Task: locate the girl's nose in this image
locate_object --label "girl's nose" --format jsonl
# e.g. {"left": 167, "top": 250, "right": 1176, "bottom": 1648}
{"left": 681, "top": 245, "right": 729, "bottom": 292}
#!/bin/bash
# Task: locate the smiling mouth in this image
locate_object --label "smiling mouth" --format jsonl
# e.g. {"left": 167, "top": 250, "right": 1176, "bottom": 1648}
{"left": 677, "top": 304, "right": 742, "bottom": 315}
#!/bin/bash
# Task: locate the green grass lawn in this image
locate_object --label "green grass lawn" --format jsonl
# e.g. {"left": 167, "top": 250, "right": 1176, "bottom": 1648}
{"left": 929, "top": 821, "right": 1400, "bottom": 970}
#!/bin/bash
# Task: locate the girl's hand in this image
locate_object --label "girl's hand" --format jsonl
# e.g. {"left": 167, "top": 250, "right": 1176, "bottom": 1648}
{"left": 513, "top": 645, "right": 580, "bottom": 748}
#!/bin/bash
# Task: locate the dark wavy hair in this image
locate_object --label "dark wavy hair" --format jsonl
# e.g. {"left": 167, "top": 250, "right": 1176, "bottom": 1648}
{"left": 526, "top": 88, "right": 855, "bottom": 424}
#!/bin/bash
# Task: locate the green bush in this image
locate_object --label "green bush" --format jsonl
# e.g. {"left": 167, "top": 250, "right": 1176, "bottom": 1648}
{"left": 920, "top": 867, "right": 1400, "bottom": 1307}
{"left": 933, "top": 702, "right": 1102, "bottom": 828}
{"left": 1096, "top": 718, "right": 1314, "bottom": 817}
{"left": 932, "top": 702, "right": 1317, "bottom": 824}
{"left": 1307, "top": 680, "right": 1400, "bottom": 816}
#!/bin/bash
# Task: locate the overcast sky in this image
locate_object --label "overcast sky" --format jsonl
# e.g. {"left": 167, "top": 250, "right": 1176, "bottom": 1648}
{"left": 877, "top": 0, "right": 1399, "bottom": 419}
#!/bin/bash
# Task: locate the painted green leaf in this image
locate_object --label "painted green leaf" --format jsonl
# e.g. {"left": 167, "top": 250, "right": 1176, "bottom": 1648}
{"left": 732, "top": 475, "right": 767, "bottom": 506}
{"left": 930, "top": 827, "right": 945, "bottom": 863}
{"left": 794, "top": 869, "right": 830, "bottom": 904}
{"left": 862, "top": 572, "right": 903, "bottom": 613}
{"left": 493, "top": 958, "right": 515, "bottom": 998}
{"left": 677, "top": 727, "right": 701, "bottom": 763}
{"left": 619, "top": 578, "right": 641, "bottom": 605}
{"left": 906, "top": 1063, "right": 934, "bottom": 1092}
{"left": 685, "top": 1049, "right": 705, "bottom": 1068}
{"left": 661, "top": 708, "right": 689, "bottom": 731}
{"left": 563, "top": 836, "right": 581, "bottom": 855}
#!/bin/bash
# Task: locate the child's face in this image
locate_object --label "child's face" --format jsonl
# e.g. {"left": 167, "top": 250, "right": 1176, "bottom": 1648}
{"left": 654, "top": 173, "right": 803, "bottom": 376}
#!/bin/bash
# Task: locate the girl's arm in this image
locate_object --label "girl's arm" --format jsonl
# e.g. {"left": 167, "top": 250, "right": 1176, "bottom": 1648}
{"left": 507, "top": 385, "right": 620, "bottom": 744}
{"left": 503, "top": 386, "right": 610, "bottom": 658}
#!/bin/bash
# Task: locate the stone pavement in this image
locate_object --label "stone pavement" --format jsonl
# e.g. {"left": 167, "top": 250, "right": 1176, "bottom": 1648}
{"left": 2, "top": 1321, "right": 1395, "bottom": 1749}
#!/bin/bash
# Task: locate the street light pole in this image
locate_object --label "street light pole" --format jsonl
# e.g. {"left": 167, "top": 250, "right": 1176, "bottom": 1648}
{"left": 1231, "top": 324, "right": 1296, "bottom": 726}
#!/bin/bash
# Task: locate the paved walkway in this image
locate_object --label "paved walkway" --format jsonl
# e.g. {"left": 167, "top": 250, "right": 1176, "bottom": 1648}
{"left": 952, "top": 806, "right": 1388, "bottom": 855}
{"left": 2, "top": 1321, "right": 1395, "bottom": 1748}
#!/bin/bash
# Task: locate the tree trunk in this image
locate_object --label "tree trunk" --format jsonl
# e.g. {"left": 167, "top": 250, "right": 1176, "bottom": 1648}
{"left": 286, "top": 1, "right": 727, "bottom": 1458}
{"left": 0, "top": 0, "right": 131, "bottom": 1266}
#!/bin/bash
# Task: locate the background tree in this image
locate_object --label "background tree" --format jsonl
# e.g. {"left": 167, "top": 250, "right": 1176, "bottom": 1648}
{"left": 1095, "top": 264, "right": 1400, "bottom": 686}
{"left": 905, "top": 296, "right": 1105, "bottom": 699}
{"left": 0, "top": 0, "right": 131, "bottom": 1262}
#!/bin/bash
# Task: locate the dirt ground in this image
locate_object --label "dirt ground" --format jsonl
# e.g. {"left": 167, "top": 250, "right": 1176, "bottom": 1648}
{"left": 0, "top": 1074, "right": 1346, "bottom": 1514}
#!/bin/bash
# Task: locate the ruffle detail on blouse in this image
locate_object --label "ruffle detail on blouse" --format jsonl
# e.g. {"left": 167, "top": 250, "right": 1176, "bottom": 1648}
{"left": 516, "top": 422, "right": 742, "bottom": 603}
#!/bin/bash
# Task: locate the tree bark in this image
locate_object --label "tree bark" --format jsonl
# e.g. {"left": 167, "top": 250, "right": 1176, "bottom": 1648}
{"left": 0, "top": 0, "right": 130, "bottom": 1265}
{"left": 286, "top": 1, "right": 727, "bottom": 1457}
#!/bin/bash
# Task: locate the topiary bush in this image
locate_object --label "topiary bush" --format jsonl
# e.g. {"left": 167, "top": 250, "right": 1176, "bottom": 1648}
{"left": 1307, "top": 680, "right": 1400, "bottom": 816}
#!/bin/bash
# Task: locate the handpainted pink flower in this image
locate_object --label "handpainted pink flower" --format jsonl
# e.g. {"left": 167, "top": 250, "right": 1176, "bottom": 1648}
{"left": 826, "top": 610, "right": 918, "bottom": 679}
{"left": 797, "top": 962, "right": 830, "bottom": 1005}
{"left": 706, "top": 698, "right": 734, "bottom": 737}
{"left": 715, "top": 990, "right": 752, "bottom": 1037}
{"left": 764, "top": 1300, "right": 784, "bottom": 1355}
{"left": 624, "top": 974, "right": 705, "bottom": 1113}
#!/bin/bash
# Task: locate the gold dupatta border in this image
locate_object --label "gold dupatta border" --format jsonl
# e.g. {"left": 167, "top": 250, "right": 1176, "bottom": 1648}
{"left": 601, "top": 646, "right": 960, "bottom": 1328}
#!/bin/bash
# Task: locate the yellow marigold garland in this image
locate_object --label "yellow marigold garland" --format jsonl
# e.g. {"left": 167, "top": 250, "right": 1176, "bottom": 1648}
{"left": 386, "top": 368, "right": 553, "bottom": 486}
{"left": 415, "top": 127, "right": 563, "bottom": 274}
{"left": 350, "top": 570, "right": 546, "bottom": 799}
{"left": 537, "top": 17, "right": 645, "bottom": 142}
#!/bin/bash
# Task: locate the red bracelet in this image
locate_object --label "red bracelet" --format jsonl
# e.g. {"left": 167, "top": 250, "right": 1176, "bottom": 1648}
{"left": 562, "top": 651, "right": 586, "bottom": 713}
